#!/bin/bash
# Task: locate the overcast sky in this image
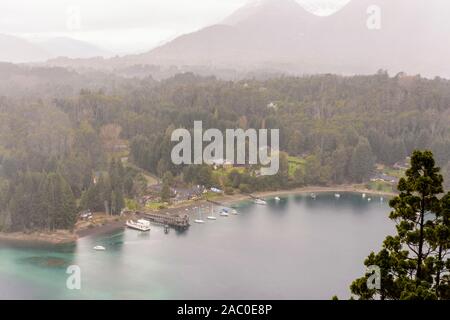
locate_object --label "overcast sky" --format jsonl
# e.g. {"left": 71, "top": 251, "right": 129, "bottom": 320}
{"left": 0, "top": 0, "right": 350, "bottom": 54}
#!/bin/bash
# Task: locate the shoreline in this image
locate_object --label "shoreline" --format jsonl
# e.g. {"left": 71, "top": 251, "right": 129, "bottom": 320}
{"left": 0, "top": 230, "right": 77, "bottom": 246}
{"left": 0, "top": 185, "right": 396, "bottom": 245}
{"left": 211, "top": 185, "right": 397, "bottom": 207}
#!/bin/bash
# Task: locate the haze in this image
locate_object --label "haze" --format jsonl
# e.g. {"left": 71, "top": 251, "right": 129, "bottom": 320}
{"left": 0, "top": 0, "right": 349, "bottom": 54}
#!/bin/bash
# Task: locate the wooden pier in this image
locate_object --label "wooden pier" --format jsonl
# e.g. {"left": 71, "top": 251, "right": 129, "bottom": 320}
{"left": 140, "top": 211, "right": 190, "bottom": 229}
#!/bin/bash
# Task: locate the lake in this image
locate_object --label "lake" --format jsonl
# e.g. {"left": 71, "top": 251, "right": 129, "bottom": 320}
{"left": 0, "top": 192, "right": 393, "bottom": 300}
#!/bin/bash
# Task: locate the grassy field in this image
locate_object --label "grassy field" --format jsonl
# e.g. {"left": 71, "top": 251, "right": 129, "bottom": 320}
{"left": 146, "top": 201, "right": 168, "bottom": 210}
{"left": 288, "top": 156, "right": 306, "bottom": 177}
{"left": 366, "top": 181, "right": 395, "bottom": 193}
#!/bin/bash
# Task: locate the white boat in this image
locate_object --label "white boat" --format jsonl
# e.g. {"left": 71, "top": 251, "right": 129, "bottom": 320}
{"left": 231, "top": 209, "right": 239, "bottom": 215}
{"left": 254, "top": 199, "right": 267, "bottom": 205}
{"left": 126, "top": 219, "right": 151, "bottom": 232}
{"left": 207, "top": 204, "right": 217, "bottom": 220}
{"left": 195, "top": 208, "right": 206, "bottom": 223}
{"left": 362, "top": 193, "right": 366, "bottom": 198}
{"left": 310, "top": 193, "right": 317, "bottom": 199}
{"left": 274, "top": 197, "right": 281, "bottom": 201}
{"left": 219, "top": 209, "right": 229, "bottom": 217}
{"left": 368, "top": 198, "right": 372, "bottom": 202}
{"left": 380, "top": 197, "right": 384, "bottom": 202}
{"left": 335, "top": 193, "right": 341, "bottom": 198}
{"left": 93, "top": 245, "right": 106, "bottom": 251}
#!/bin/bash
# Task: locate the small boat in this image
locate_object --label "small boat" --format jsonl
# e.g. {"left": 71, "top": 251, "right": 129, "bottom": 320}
{"left": 335, "top": 193, "right": 341, "bottom": 198}
{"left": 368, "top": 198, "right": 372, "bottom": 202}
{"left": 126, "top": 219, "right": 151, "bottom": 232}
{"left": 219, "top": 209, "right": 229, "bottom": 217}
{"left": 207, "top": 204, "right": 217, "bottom": 220}
{"left": 164, "top": 225, "right": 170, "bottom": 234}
{"left": 274, "top": 197, "right": 281, "bottom": 201}
{"left": 194, "top": 208, "right": 206, "bottom": 224}
{"left": 380, "top": 197, "right": 384, "bottom": 202}
{"left": 362, "top": 193, "right": 366, "bottom": 198}
{"left": 254, "top": 198, "right": 267, "bottom": 205}
{"left": 310, "top": 193, "right": 317, "bottom": 199}
{"left": 230, "top": 209, "right": 239, "bottom": 215}
{"left": 93, "top": 245, "right": 106, "bottom": 251}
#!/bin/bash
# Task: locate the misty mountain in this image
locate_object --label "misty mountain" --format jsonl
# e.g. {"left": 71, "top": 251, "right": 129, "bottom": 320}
{"left": 33, "top": 37, "right": 111, "bottom": 59}
{"left": 0, "top": 34, "right": 111, "bottom": 63}
{"left": 134, "top": 0, "right": 450, "bottom": 77}
{"left": 0, "top": 34, "right": 51, "bottom": 63}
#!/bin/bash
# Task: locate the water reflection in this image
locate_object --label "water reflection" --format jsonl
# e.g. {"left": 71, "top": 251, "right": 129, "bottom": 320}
{"left": 0, "top": 192, "right": 394, "bottom": 300}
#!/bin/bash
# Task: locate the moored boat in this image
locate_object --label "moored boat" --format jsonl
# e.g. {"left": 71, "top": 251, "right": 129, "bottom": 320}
{"left": 207, "top": 204, "right": 217, "bottom": 220}
{"left": 219, "top": 209, "right": 229, "bottom": 217}
{"left": 126, "top": 219, "right": 151, "bottom": 232}
{"left": 254, "top": 198, "right": 267, "bottom": 205}
{"left": 195, "top": 208, "right": 206, "bottom": 223}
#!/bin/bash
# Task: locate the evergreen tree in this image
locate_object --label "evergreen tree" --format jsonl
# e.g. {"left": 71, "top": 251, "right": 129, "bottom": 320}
{"left": 161, "top": 181, "right": 171, "bottom": 203}
{"left": 350, "top": 138, "right": 375, "bottom": 183}
{"left": 58, "top": 174, "right": 77, "bottom": 230}
{"left": 351, "top": 151, "right": 449, "bottom": 300}
{"left": 433, "top": 193, "right": 450, "bottom": 298}
{"left": 80, "top": 181, "right": 102, "bottom": 212}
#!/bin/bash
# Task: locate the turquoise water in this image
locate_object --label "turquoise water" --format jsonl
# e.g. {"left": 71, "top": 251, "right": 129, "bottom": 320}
{"left": 0, "top": 192, "right": 393, "bottom": 300}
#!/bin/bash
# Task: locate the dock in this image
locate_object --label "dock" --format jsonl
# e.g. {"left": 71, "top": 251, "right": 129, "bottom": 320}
{"left": 139, "top": 211, "right": 190, "bottom": 229}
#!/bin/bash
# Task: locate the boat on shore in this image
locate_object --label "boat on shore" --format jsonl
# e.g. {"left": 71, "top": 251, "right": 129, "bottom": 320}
{"left": 93, "top": 245, "right": 106, "bottom": 251}
{"left": 219, "top": 209, "right": 229, "bottom": 217}
{"left": 126, "top": 219, "right": 151, "bottom": 232}
{"left": 230, "top": 209, "right": 239, "bottom": 215}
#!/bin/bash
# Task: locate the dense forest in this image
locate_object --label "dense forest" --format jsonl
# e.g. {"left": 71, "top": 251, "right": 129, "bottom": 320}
{"left": 1, "top": 64, "right": 450, "bottom": 232}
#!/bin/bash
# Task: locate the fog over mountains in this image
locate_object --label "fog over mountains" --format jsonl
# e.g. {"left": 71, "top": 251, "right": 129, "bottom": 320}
{"left": 0, "top": 34, "right": 50, "bottom": 63}
{"left": 4, "top": 0, "right": 450, "bottom": 78}
{"left": 0, "top": 34, "right": 110, "bottom": 63}
{"left": 134, "top": 0, "right": 450, "bottom": 77}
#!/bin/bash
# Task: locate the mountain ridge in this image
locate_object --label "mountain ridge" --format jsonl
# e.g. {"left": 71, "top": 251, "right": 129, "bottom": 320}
{"left": 44, "top": 0, "right": 450, "bottom": 79}
{"left": 0, "top": 34, "right": 111, "bottom": 63}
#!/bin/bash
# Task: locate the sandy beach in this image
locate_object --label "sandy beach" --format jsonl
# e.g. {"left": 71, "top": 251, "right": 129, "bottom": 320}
{"left": 210, "top": 184, "right": 397, "bottom": 206}
{"left": 142, "top": 184, "right": 397, "bottom": 219}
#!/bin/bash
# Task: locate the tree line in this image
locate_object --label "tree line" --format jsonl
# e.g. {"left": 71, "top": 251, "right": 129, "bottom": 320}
{"left": 1, "top": 69, "right": 450, "bottom": 231}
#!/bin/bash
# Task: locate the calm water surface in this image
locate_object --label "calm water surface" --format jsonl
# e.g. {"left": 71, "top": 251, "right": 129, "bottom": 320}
{"left": 0, "top": 192, "right": 393, "bottom": 300}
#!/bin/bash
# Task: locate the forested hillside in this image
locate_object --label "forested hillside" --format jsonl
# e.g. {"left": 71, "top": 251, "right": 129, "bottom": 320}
{"left": 1, "top": 67, "right": 450, "bottom": 232}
